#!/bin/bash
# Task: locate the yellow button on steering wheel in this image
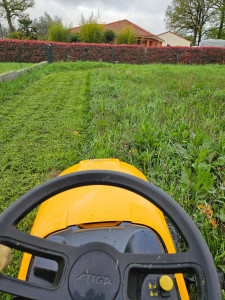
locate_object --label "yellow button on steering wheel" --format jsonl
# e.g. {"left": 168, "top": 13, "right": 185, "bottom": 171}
{"left": 159, "top": 275, "right": 174, "bottom": 291}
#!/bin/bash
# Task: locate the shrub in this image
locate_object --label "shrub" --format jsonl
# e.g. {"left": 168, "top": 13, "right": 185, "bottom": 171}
{"left": 8, "top": 31, "right": 24, "bottom": 40}
{"left": 115, "top": 27, "right": 137, "bottom": 45}
{"left": 48, "top": 22, "right": 71, "bottom": 42}
{"left": 68, "top": 32, "right": 81, "bottom": 43}
{"left": 79, "top": 13, "right": 104, "bottom": 43}
{"left": 103, "top": 29, "right": 116, "bottom": 44}
{"left": 8, "top": 18, "right": 39, "bottom": 40}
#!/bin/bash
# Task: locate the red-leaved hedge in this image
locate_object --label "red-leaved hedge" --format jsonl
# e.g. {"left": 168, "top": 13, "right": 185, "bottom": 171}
{"left": 0, "top": 39, "right": 48, "bottom": 63}
{"left": 0, "top": 39, "right": 225, "bottom": 65}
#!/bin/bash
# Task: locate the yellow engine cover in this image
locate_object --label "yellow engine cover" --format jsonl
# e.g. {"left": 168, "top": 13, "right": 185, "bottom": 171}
{"left": 18, "top": 159, "right": 189, "bottom": 299}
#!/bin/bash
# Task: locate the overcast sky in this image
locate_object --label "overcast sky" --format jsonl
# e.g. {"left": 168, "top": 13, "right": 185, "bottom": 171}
{"left": 25, "top": 0, "right": 173, "bottom": 35}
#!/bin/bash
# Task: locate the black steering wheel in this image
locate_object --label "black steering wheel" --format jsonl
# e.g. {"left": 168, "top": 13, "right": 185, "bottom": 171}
{"left": 0, "top": 170, "right": 222, "bottom": 299}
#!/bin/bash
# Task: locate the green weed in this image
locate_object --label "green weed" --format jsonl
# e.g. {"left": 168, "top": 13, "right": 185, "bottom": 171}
{"left": 86, "top": 63, "right": 225, "bottom": 276}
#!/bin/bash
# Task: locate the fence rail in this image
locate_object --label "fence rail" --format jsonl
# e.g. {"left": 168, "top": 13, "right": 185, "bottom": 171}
{"left": 0, "top": 39, "right": 225, "bottom": 65}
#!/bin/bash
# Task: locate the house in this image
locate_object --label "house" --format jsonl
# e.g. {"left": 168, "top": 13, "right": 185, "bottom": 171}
{"left": 157, "top": 31, "right": 192, "bottom": 47}
{"left": 71, "top": 19, "right": 164, "bottom": 47}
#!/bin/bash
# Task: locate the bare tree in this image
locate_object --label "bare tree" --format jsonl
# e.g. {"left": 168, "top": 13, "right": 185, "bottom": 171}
{"left": 32, "top": 12, "right": 62, "bottom": 39}
{"left": 0, "top": 0, "right": 34, "bottom": 33}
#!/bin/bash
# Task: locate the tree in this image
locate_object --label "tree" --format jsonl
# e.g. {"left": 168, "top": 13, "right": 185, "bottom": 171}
{"left": 165, "top": 0, "right": 217, "bottom": 45}
{"left": 207, "top": 0, "right": 225, "bottom": 39}
{"left": 79, "top": 12, "right": 104, "bottom": 43}
{"left": 32, "top": 12, "right": 62, "bottom": 40}
{"left": 103, "top": 29, "right": 116, "bottom": 44}
{"left": 48, "top": 22, "right": 71, "bottom": 42}
{"left": 217, "top": 0, "right": 225, "bottom": 38}
{"left": 207, "top": 27, "right": 225, "bottom": 39}
{"left": 8, "top": 17, "right": 38, "bottom": 39}
{"left": 0, "top": 0, "right": 34, "bottom": 33}
{"left": 18, "top": 17, "right": 38, "bottom": 39}
{"left": 115, "top": 27, "right": 137, "bottom": 45}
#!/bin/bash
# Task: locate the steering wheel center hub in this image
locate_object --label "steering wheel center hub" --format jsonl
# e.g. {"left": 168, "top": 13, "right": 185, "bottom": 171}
{"left": 69, "top": 250, "right": 120, "bottom": 300}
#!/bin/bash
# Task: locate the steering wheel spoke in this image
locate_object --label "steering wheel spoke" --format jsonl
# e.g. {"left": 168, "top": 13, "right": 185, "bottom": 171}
{"left": 122, "top": 251, "right": 198, "bottom": 267}
{"left": 1, "top": 228, "right": 71, "bottom": 257}
{"left": 0, "top": 273, "right": 72, "bottom": 300}
{"left": 0, "top": 230, "right": 78, "bottom": 299}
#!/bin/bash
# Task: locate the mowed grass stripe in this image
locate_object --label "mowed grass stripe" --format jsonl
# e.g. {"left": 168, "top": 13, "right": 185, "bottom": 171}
{"left": 0, "top": 68, "right": 90, "bottom": 211}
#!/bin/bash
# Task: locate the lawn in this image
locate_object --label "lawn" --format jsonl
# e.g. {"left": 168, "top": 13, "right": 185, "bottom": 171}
{"left": 0, "top": 61, "right": 224, "bottom": 298}
{"left": 0, "top": 62, "right": 37, "bottom": 74}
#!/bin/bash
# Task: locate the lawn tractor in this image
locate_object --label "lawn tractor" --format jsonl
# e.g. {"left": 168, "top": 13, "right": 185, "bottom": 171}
{"left": 0, "top": 159, "right": 222, "bottom": 299}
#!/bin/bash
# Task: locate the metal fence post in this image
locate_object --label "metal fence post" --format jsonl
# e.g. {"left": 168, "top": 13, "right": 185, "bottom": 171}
{"left": 138, "top": 47, "right": 141, "bottom": 64}
{"left": 112, "top": 47, "right": 114, "bottom": 63}
{"left": 47, "top": 43, "right": 54, "bottom": 63}
{"left": 82, "top": 46, "right": 85, "bottom": 62}
{"left": 146, "top": 47, "right": 148, "bottom": 64}
{"left": 206, "top": 48, "right": 209, "bottom": 64}
{"left": 175, "top": 48, "right": 179, "bottom": 64}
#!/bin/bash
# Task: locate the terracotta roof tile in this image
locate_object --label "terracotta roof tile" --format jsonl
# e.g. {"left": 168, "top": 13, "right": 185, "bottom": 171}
{"left": 71, "top": 26, "right": 81, "bottom": 33}
{"left": 71, "top": 19, "right": 163, "bottom": 42}
{"left": 104, "top": 19, "right": 153, "bottom": 37}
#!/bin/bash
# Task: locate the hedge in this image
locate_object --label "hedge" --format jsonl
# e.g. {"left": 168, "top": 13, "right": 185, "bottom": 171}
{"left": 0, "top": 40, "right": 48, "bottom": 63}
{"left": 0, "top": 39, "right": 225, "bottom": 64}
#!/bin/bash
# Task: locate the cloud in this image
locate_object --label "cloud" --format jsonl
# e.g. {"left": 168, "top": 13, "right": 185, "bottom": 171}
{"left": 47, "top": 0, "right": 169, "bottom": 14}
{"left": 27, "top": 0, "right": 172, "bottom": 34}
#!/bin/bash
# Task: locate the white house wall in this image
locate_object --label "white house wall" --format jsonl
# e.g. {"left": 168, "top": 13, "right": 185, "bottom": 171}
{"left": 157, "top": 32, "right": 191, "bottom": 47}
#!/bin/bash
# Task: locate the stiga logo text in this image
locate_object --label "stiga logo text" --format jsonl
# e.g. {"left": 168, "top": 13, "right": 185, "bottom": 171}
{"left": 77, "top": 273, "right": 113, "bottom": 286}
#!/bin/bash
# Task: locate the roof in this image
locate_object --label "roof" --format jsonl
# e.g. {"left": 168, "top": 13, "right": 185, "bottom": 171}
{"left": 72, "top": 19, "right": 164, "bottom": 42}
{"left": 104, "top": 19, "right": 163, "bottom": 41}
{"left": 157, "top": 31, "right": 192, "bottom": 43}
{"left": 72, "top": 26, "right": 81, "bottom": 33}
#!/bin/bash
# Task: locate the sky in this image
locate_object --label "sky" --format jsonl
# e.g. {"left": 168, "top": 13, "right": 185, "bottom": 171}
{"left": 25, "top": 0, "right": 173, "bottom": 35}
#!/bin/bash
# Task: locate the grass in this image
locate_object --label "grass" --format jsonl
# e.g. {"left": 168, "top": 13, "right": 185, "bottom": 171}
{"left": 0, "top": 62, "right": 97, "bottom": 212}
{"left": 87, "top": 63, "right": 225, "bottom": 270}
{"left": 0, "top": 61, "right": 224, "bottom": 298}
{"left": 0, "top": 62, "right": 37, "bottom": 74}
